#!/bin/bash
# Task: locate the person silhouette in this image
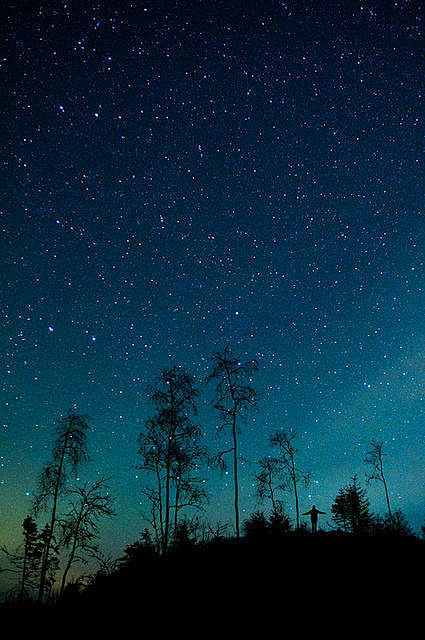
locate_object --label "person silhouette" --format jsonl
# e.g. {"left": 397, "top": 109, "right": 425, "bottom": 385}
{"left": 302, "top": 505, "right": 326, "bottom": 533}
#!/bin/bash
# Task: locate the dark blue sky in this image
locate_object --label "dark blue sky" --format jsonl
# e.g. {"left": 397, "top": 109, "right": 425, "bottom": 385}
{"left": 1, "top": 0, "right": 424, "bottom": 579}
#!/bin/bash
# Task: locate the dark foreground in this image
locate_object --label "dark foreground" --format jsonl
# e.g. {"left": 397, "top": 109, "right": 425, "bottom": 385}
{"left": 2, "top": 533, "right": 422, "bottom": 627}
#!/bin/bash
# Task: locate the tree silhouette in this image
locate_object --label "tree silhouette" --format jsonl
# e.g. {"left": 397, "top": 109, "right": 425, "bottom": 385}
{"left": 243, "top": 509, "right": 291, "bottom": 539}
{"left": 1, "top": 515, "right": 41, "bottom": 602}
{"left": 207, "top": 346, "right": 258, "bottom": 538}
{"left": 58, "top": 477, "right": 115, "bottom": 597}
{"left": 243, "top": 511, "right": 268, "bottom": 539}
{"left": 90, "top": 550, "right": 120, "bottom": 581}
{"left": 171, "top": 517, "right": 198, "bottom": 550}
{"left": 170, "top": 438, "right": 208, "bottom": 533}
{"left": 255, "top": 456, "right": 286, "bottom": 516}
{"left": 374, "top": 509, "right": 413, "bottom": 537}
{"left": 116, "top": 531, "right": 157, "bottom": 573}
{"left": 37, "top": 523, "right": 60, "bottom": 601}
{"left": 270, "top": 430, "right": 311, "bottom": 530}
{"left": 331, "top": 486, "right": 350, "bottom": 532}
{"left": 331, "top": 476, "right": 373, "bottom": 535}
{"left": 197, "top": 520, "right": 230, "bottom": 544}
{"left": 390, "top": 510, "right": 413, "bottom": 536}
{"left": 32, "top": 410, "right": 90, "bottom": 602}
{"left": 364, "top": 439, "right": 394, "bottom": 526}
{"left": 20, "top": 516, "right": 40, "bottom": 601}
{"left": 137, "top": 366, "right": 205, "bottom": 552}
{"left": 269, "top": 508, "right": 292, "bottom": 537}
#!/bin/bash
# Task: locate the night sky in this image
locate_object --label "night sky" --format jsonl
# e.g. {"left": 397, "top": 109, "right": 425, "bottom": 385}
{"left": 2, "top": 0, "right": 424, "bottom": 578}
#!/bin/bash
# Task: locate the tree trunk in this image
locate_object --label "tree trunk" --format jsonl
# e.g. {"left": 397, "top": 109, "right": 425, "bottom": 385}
{"left": 291, "top": 457, "right": 299, "bottom": 529}
{"left": 60, "top": 507, "right": 84, "bottom": 597}
{"left": 38, "top": 432, "right": 69, "bottom": 603}
{"left": 232, "top": 412, "right": 239, "bottom": 538}
{"left": 19, "top": 544, "right": 28, "bottom": 602}
{"left": 383, "top": 476, "right": 393, "bottom": 523}
{"left": 164, "top": 462, "right": 170, "bottom": 553}
{"left": 60, "top": 541, "right": 76, "bottom": 597}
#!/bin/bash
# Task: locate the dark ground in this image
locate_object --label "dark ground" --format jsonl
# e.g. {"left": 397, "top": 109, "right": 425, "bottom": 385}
{"left": 2, "top": 533, "right": 422, "bottom": 629}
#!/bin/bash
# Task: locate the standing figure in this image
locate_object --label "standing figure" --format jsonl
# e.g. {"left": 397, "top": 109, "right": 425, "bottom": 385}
{"left": 302, "top": 505, "right": 326, "bottom": 533}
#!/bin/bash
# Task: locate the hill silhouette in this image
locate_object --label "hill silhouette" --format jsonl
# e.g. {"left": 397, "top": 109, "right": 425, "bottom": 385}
{"left": 3, "top": 529, "right": 422, "bottom": 628}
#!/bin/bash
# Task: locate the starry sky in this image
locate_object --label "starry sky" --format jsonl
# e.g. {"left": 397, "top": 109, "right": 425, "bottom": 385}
{"left": 1, "top": 0, "right": 424, "bottom": 576}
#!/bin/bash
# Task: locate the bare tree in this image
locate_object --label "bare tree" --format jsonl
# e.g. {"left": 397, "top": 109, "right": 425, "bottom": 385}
{"left": 73, "top": 549, "right": 120, "bottom": 591}
{"left": 137, "top": 366, "right": 205, "bottom": 552}
{"left": 185, "top": 519, "right": 230, "bottom": 544}
{"left": 90, "top": 550, "right": 120, "bottom": 579}
{"left": 171, "top": 445, "right": 208, "bottom": 532}
{"left": 364, "top": 439, "right": 393, "bottom": 525}
{"left": 58, "top": 477, "right": 115, "bottom": 597}
{"left": 207, "top": 346, "right": 258, "bottom": 538}
{"left": 33, "top": 410, "right": 90, "bottom": 602}
{"left": 255, "top": 456, "right": 286, "bottom": 516}
{"left": 270, "top": 430, "right": 311, "bottom": 530}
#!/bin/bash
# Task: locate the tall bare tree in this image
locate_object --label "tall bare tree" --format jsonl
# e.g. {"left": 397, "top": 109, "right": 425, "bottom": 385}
{"left": 137, "top": 366, "right": 205, "bottom": 552}
{"left": 207, "top": 346, "right": 258, "bottom": 538}
{"left": 33, "top": 410, "right": 90, "bottom": 603}
{"left": 364, "top": 439, "right": 393, "bottom": 525}
{"left": 270, "top": 430, "right": 311, "bottom": 530}
{"left": 58, "top": 477, "right": 115, "bottom": 597}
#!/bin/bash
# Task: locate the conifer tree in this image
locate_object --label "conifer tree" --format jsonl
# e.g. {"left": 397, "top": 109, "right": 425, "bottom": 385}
{"left": 331, "top": 487, "right": 350, "bottom": 532}
{"left": 20, "top": 516, "right": 40, "bottom": 601}
{"left": 0, "top": 515, "right": 41, "bottom": 602}
{"left": 331, "top": 476, "right": 373, "bottom": 535}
